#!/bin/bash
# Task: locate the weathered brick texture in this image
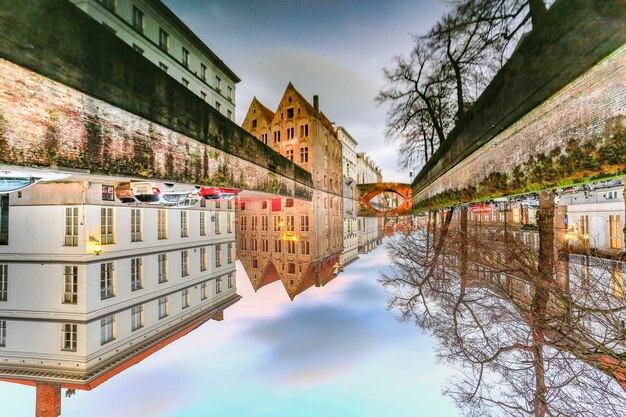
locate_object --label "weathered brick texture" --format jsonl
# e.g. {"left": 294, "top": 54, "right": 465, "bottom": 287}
{"left": 35, "top": 383, "right": 61, "bottom": 417}
{"left": 413, "top": 45, "right": 626, "bottom": 207}
{"left": 0, "top": 58, "right": 312, "bottom": 199}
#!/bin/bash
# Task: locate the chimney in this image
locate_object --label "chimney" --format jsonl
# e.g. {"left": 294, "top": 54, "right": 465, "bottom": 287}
{"left": 313, "top": 95, "right": 319, "bottom": 112}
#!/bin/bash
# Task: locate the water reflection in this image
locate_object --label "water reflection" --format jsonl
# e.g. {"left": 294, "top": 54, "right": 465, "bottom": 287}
{"left": 0, "top": 178, "right": 239, "bottom": 406}
{"left": 382, "top": 180, "right": 626, "bottom": 416}
{"left": 235, "top": 190, "right": 384, "bottom": 300}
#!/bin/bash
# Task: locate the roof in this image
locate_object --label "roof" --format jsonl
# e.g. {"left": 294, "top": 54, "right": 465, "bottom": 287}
{"left": 252, "top": 97, "right": 276, "bottom": 123}
{"left": 283, "top": 83, "right": 337, "bottom": 136}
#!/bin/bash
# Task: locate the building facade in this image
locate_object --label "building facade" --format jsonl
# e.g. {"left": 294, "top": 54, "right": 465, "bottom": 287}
{"left": 0, "top": 179, "right": 238, "bottom": 390}
{"left": 241, "top": 83, "right": 343, "bottom": 196}
{"left": 356, "top": 152, "right": 382, "bottom": 185}
{"left": 70, "top": 0, "right": 240, "bottom": 120}
{"left": 337, "top": 127, "right": 359, "bottom": 268}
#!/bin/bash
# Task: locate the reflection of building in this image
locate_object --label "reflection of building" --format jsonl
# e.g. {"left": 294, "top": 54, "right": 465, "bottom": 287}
{"left": 559, "top": 180, "right": 624, "bottom": 251}
{"left": 338, "top": 127, "right": 359, "bottom": 269}
{"left": 241, "top": 83, "right": 342, "bottom": 195}
{"left": 236, "top": 190, "right": 342, "bottom": 300}
{"left": 70, "top": 0, "right": 239, "bottom": 120}
{"left": 0, "top": 180, "right": 239, "bottom": 415}
{"left": 357, "top": 217, "right": 383, "bottom": 254}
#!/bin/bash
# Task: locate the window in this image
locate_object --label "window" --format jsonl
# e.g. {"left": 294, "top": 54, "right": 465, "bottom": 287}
{"left": 228, "top": 273, "right": 234, "bottom": 288}
{"left": 607, "top": 190, "right": 619, "bottom": 200}
{"left": 286, "top": 215, "right": 294, "bottom": 232}
{"left": 181, "top": 211, "right": 189, "bottom": 237}
{"left": 251, "top": 239, "right": 258, "bottom": 251}
{"left": 215, "top": 212, "right": 221, "bottom": 234}
{"left": 131, "top": 208, "right": 142, "bottom": 242}
{"left": 215, "top": 245, "right": 222, "bottom": 267}
{"left": 287, "top": 241, "right": 295, "bottom": 254}
{"left": 240, "top": 238, "right": 247, "bottom": 251}
{"left": 273, "top": 130, "right": 281, "bottom": 143}
{"left": 251, "top": 216, "right": 258, "bottom": 231}
{"left": 261, "top": 215, "right": 268, "bottom": 231}
{"left": 158, "top": 209, "right": 167, "bottom": 239}
{"left": 227, "top": 110, "right": 233, "bottom": 120}
{"left": 301, "top": 241, "right": 310, "bottom": 255}
{"left": 158, "top": 296, "right": 169, "bottom": 319}
{"left": 159, "top": 28, "right": 169, "bottom": 51}
{"left": 132, "top": 44, "right": 144, "bottom": 55}
{"left": 97, "top": 0, "right": 115, "bottom": 12}
{"left": 201, "top": 91, "right": 207, "bottom": 101}
{"left": 287, "top": 108, "right": 294, "bottom": 119}
{"left": 158, "top": 254, "right": 168, "bottom": 283}
{"left": 63, "top": 266, "right": 77, "bottom": 304}
{"left": 227, "top": 243, "right": 233, "bottom": 264}
{"left": 261, "top": 133, "right": 268, "bottom": 144}
{"left": 181, "top": 250, "right": 189, "bottom": 277}
{"left": 262, "top": 239, "right": 269, "bottom": 252}
{"left": 216, "top": 277, "right": 222, "bottom": 294}
{"left": 227, "top": 86, "right": 233, "bottom": 100}
{"left": 201, "top": 281, "right": 208, "bottom": 300}
{"left": 101, "top": 207, "right": 114, "bottom": 244}
{"left": 288, "top": 263, "right": 296, "bottom": 274}
{"left": 286, "top": 149, "right": 294, "bottom": 161}
{"left": 287, "top": 127, "right": 294, "bottom": 139}
{"left": 612, "top": 264, "right": 624, "bottom": 298}
{"left": 286, "top": 198, "right": 294, "bottom": 208}
{"left": 159, "top": 62, "right": 169, "bottom": 73}
{"left": 0, "top": 196, "right": 7, "bottom": 245}
{"left": 132, "top": 6, "right": 144, "bottom": 33}
{"left": 609, "top": 215, "right": 622, "bottom": 249}
{"left": 181, "top": 288, "right": 190, "bottom": 309}
{"left": 215, "top": 76, "right": 222, "bottom": 92}
{"left": 101, "top": 185, "right": 114, "bottom": 201}
{"left": 131, "top": 305, "right": 144, "bottom": 331}
{"left": 227, "top": 212, "right": 232, "bottom": 233}
{"left": 240, "top": 216, "right": 246, "bottom": 231}
{"left": 64, "top": 207, "right": 78, "bottom": 246}
{"left": 182, "top": 47, "right": 190, "bottom": 68}
{"left": 130, "top": 258, "right": 143, "bottom": 291}
{"left": 200, "top": 247, "right": 208, "bottom": 271}
{"left": 300, "top": 145, "right": 309, "bottom": 163}
{"left": 0, "top": 265, "right": 6, "bottom": 302}
{"left": 300, "top": 124, "right": 309, "bottom": 137}
{"left": 182, "top": 78, "right": 189, "bottom": 88}
{"left": 252, "top": 119, "right": 257, "bottom": 129}
{"left": 273, "top": 215, "right": 281, "bottom": 232}
{"left": 274, "top": 239, "right": 282, "bottom": 252}
{"left": 200, "top": 212, "right": 207, "bottom": 236}
{"left": 215, "top": 101, "right": 221, "bottom": 111}
{"left": 62, "top": 324, "right": 77, "bottom": 351}
{"left": 200, "top": 63, "right": 207, "bottom": 81}
{"left": 100, "top": 262, "right": 115, "bottom": 300}
{"left": 100, "top": 315, "right": 115, "bottom": 345}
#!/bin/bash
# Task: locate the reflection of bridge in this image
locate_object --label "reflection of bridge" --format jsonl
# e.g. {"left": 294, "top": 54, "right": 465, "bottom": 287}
{"left": 356, "top": 183, "right": 412, "bottom": 217}
{"left": 411, "top": 0, "right": 625, "bottom": 211}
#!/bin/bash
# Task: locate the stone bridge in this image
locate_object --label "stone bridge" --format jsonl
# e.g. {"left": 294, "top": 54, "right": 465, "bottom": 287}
{"left": 412, "top": 0, "right": 626, "bottom": 211}
{"left": 356, "top": 183, "right": 412, "bottom": 217}
{"left": 0, "top": 0, "right": 313, "bottom": 200}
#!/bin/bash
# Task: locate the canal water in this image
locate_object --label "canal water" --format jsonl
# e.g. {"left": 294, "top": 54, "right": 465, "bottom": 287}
{"left": 0, "top": 173, "right": 624, "bottom": 416}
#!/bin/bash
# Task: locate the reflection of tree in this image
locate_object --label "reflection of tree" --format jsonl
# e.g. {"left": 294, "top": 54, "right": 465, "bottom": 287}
{"left": 381, "top": 191, "right": 626, "bottom": 416}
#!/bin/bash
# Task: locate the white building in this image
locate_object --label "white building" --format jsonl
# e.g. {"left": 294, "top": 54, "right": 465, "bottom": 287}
{"left": 0, "top": 180, "right": 238, "bottom": 388}
{"left": 356, "top": 152, "right": 382, "bottom": 185}
{"left": 358, "top": 217, "right": 382, "bottom": 254}
{"left": 559, "top": 179, "right": 624, "bottom": 252}
{"left": 70, "top": 0, "right": 240, "bottom": 120}
{"left": 337, "top": 127, "right": 359, "bottom": 269}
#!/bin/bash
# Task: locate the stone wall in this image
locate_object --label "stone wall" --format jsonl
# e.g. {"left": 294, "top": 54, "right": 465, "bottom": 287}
{"left": 0, "top": 58, "right": 311, "bottom": 199}
{"left": 413, "top": 45, "right": 626, "bottom": 210}
{"left": 413, "top": 0, "right": 626, "bottom": 208}
{"left": 0, "top": 0, "right": 312, "bottom": 198}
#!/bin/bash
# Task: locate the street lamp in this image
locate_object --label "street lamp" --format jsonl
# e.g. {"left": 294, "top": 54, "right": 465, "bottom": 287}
{"left": 89, "top": 236, "right": 102, "bottom": 255}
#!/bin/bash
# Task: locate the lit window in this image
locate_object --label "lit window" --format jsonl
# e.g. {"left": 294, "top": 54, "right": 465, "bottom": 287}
{"left": 201, "top": 282, "right": 208, "bottom": 300}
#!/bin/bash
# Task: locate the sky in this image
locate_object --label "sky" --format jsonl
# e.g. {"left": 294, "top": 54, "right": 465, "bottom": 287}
{"left": 0, "top": 242, "right": 459, "bottom": 417}
{"left": 161, "top": 0, "right": 448, "bottom": 182}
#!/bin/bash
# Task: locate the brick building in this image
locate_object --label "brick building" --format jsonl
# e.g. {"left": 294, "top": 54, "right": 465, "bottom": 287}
{"left": 241, "top": 83, "right": 343, "bottom": 196}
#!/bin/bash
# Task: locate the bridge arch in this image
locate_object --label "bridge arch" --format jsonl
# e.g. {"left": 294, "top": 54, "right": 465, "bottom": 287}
{"left": 356, "top": 182, "right": 412, "bottom": 217}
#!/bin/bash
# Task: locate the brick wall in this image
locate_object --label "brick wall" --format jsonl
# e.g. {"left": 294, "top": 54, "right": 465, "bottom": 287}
{"left": 413, "top": 43, "right": 626, "bottom": 208}
{"left": 0, "top": 58, "right": 312, "bottom": 199}
{"left": 35, "top": 383, "right": 61, "bottom": 417}
{"left": 413, "top": 0, "right": 626, "bottom": 206}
